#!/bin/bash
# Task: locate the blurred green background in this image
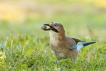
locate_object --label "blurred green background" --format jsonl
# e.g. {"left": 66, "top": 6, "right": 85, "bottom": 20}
{"left": 0, "top": 0, "right": 106, "bottom": 71}
{"left": 0, "top": 0, "right": 106, "bottom": 40}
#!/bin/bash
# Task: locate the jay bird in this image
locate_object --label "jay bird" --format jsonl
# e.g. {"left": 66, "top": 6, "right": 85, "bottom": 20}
{"left": 41, "top": 22, "right": 96, "bottom": 60}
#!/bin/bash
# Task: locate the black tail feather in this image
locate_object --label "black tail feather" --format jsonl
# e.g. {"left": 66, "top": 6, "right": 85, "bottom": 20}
{"left": 83, "top": 42, "right": 96, "bottom": 46}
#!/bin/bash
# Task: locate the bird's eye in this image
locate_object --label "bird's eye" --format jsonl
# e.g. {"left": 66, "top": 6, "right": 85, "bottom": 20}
{"left": 54, "top": 24, "right": 59, "bottom": 27}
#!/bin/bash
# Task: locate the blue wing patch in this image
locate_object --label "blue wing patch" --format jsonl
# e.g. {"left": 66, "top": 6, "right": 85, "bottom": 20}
{"left": 71, "top": 45, "right": 77, "bottom": 49}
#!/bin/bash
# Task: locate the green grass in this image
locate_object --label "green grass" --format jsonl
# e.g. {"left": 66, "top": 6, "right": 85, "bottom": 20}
{"left": 0, "top": 17, "right": 106, "bottom": 71}
{"left": 0, "top": 18, "right": 106, "bottom": 71}
{"left": 0, "top": 34, "right": 106, "bottom": 71}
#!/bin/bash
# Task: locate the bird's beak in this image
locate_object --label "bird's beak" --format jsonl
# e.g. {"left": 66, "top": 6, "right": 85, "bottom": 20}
{"left": 41, "top": 24, "right": 58, "bottom": 33}
{"left": 41, "top": 24, "right": 51, "bottom": 31}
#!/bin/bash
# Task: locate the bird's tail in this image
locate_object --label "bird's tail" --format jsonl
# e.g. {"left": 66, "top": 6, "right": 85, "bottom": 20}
{"left": 77, "top": 41, "right": 96, "bottom": 50}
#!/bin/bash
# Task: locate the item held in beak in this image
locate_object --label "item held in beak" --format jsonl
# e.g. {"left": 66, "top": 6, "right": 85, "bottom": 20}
{"left": 41, "top": 25, "right": 47, "bottom": 30}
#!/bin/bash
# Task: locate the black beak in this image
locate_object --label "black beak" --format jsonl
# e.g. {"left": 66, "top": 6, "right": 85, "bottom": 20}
{"left": 42, "top": 24, "right": 58, "bottom": 33}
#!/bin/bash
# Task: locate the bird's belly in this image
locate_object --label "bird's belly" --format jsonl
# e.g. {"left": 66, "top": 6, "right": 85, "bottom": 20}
{"left": 51, "top": 47, "right": 78, "bottom": 59}
{"left": 52, "top": 51, "right": 66, "bottom": 59}
{"left": 51, "top": 47, "right": 68, "bottom": 59}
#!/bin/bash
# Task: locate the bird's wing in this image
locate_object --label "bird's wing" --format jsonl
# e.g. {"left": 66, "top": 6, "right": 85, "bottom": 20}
{"left": 71, "top": 38, "right": 85, "bottom": 44}
{"left": 66, "top": 37, "right": 76, "bottom": 47}
{"left": 66, "top": 37, "right": 85, "bottom": 50}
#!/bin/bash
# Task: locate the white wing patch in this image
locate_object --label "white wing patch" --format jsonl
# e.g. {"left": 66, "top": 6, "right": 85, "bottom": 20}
{"left": 77, "top": 44, "right": 84, "bottom": 50}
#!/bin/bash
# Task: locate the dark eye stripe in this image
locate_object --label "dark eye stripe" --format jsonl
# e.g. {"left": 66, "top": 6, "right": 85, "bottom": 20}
{"left": 51, "top": 27, "right": 58, "bottom": 33}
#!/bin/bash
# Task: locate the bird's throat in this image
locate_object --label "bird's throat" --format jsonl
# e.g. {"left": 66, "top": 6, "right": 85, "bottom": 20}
{"left": 49, "top": 31, "right": 65, "bottom": 44}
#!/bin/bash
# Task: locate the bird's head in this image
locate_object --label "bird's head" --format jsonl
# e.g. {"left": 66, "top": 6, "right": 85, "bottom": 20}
{"left": 41, "top": 22, "right": 65, "bottom": 39}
